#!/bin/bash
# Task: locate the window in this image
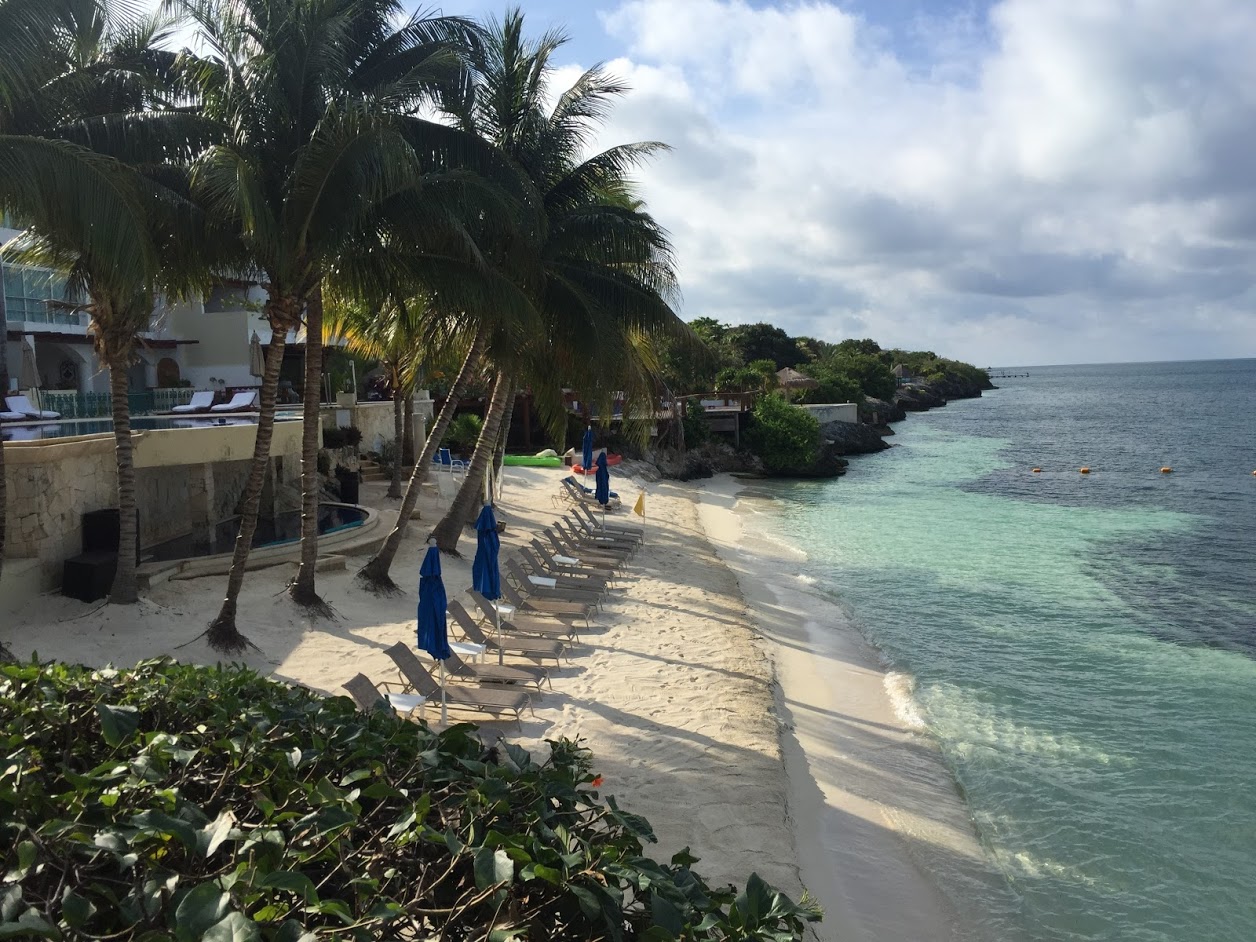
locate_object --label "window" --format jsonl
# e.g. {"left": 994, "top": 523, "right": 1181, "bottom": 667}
{"left": 3, "top": 264, "right": 85, "bottom": 325}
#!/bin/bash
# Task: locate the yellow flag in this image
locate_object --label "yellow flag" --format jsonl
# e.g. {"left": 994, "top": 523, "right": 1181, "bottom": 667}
{"left": 633, "top": 490, "right": 645, "bottom": 517}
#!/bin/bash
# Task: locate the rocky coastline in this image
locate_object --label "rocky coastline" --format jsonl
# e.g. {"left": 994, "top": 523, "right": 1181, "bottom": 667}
{"left": 646, "top": 373, "right": 993, "bottom": 481}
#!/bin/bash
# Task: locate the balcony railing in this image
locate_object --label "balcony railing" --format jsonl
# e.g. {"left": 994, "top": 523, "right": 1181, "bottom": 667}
{"left": 38, "top": 388, "right": 198, "bottom": 418}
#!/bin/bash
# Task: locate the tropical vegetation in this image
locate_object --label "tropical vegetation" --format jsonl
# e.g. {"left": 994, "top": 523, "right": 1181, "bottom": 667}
{"left": 0, "top": 657, "right": 822, "bottom": 940}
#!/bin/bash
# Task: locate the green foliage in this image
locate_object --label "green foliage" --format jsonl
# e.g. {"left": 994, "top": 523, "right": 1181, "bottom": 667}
{"left": 321, "top": 426, "right": 362, "bottom": 450}
{"left": 745, "top": 395, "right": 822, "bottom": 473}
{"left": 887, "top": 350, "right": 991, "bottom": 388}
{"left": 819, "top": 351, "right": 896, "bottom": 401}
{"left": 0, "top": 658, "right": 821, "bottom": 941}
{"left": 682, "top": 399, "right": 710, "bottom": 446}
{"left": 724, "top": 323, "right": 805, "bottom": 370}
{"left": 442, "top": 412, "right": 484, "bottom": 453}
{"left": 796, "top": 364, "right": 862, "bottom": 405}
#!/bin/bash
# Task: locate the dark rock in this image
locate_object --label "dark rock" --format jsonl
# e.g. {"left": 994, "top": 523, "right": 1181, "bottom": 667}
{"left": 648, "top": 442, "right": 762, "bottom": 481}
{"left": 861, "top": 396, "right": 907, "bottom": 424}
{"left": 819, "top": 419, "right": 890, "bottom": 455}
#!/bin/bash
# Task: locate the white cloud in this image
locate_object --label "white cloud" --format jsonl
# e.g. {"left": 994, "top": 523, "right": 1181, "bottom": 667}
{"left": 572, "top": 0, "right": 1256, "bottom": 364}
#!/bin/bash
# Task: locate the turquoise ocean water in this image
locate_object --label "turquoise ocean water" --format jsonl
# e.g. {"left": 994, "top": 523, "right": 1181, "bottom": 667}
{"left": 746, "top": 359, "right": 1256, "bottom": 942}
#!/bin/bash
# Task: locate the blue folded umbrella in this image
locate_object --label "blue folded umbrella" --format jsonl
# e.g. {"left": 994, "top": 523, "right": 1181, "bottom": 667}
{"left": 595, "top": 452, "right": 611, "bottom": 506}
{"left": 417, "top": 545, "right": 450, "bottom": 661}
{"left": 582, "top": 427, "right": 594, "bottom": 473}
{"left": 472, "top": 504, "right": 501, "bottom": 601}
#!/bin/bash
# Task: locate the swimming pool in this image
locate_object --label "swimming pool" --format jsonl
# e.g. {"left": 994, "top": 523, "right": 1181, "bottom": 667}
{"left": 142, "top": 503, "right": 368, "bottom": 563}
{"left": 1, "top": 414, "right": 300, "bottom": 442}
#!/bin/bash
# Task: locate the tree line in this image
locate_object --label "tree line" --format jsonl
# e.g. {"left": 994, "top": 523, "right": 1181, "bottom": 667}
{"left": 0, "top": 0, "right": 690, "bottom": 653}
{"left": 658, "top": 318, "right": 989, "bottom": 404}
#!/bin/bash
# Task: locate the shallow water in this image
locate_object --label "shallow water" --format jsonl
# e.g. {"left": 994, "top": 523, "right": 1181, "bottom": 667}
{"left": 747, "top": 360, "right": 1256, "bottom": 941}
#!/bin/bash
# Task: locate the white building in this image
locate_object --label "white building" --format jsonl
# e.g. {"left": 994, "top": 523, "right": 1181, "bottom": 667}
{"left": 3, "top": 218, "right": 286, "bottom": 400}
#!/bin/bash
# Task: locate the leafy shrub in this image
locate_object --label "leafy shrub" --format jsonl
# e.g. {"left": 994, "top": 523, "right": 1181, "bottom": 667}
{"left": 745, "top": 394, "right": 822, "bottom": 474}
{"left": 322, "top": 425, "right": 363, "bottom": 449}
{"left": 682, "top": 399, "right": 710, "bottom": 446}
{"left": 442, "top": 412, "right": 483, "bottom": 453}
{"left": 0, "top": 658, "right": 822, "bottom": 941}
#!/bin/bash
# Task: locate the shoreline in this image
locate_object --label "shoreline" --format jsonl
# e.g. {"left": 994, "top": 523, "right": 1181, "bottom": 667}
{"left": 694, "top": 473, "right": 1011, "bottom": 942}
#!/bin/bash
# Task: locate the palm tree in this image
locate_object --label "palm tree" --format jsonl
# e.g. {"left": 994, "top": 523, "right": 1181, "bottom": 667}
{"left": 0, "top": 0, "right": 199, "bottom": 604}
{"left": 177, "top": 0, "right": 530, "bottom": 649}
{"left": 428, "top": 9, "right": 685, "bottom": 554}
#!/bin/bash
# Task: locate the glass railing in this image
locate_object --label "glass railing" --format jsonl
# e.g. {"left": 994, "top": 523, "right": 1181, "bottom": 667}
{"left": 37, "top": 389, "right": 196, "bottom": 418}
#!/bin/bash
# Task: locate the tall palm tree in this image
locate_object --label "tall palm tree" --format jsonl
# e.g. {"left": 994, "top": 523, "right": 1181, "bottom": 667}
{"left": 429, "top": 9, "right": 685, "bottom": 554}
{"left": 0, "top": 0, "right": 200, "bottom": 604}
{"left": 177, "top": 0, "right": 531, "bottom": 649}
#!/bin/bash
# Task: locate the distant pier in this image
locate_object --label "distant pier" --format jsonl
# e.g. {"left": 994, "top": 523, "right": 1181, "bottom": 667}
{"left": 987, "top": 369, "right": 1030, "bottom": 378}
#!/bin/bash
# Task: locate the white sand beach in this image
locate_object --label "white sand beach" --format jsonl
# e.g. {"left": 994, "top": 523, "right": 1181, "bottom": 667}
{"left": 2, "top": 465, "right": 995, "bottom": 939}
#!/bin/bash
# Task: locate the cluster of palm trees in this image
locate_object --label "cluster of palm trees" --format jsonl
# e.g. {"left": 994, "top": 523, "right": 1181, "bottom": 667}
{"left": 0, "top": 0, "right": 686, "bottom": 653}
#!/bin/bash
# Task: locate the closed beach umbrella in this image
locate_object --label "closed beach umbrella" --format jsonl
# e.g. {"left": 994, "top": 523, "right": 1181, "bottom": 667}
{"left": 581, "top": 425, "right": 593, "bottom": 477}
{"left": 19, "top": 336, "right": 40, "bottom": 413}
{"left": 595, "top": 451, "right": 611, "bottom": 527}
{"left": 249, "top": 332, "right": 265, "bottom": 378}
{"left": 472, "top": 503, "right": 504, "bottom": 664}
{"left": 417, "top": 543, "right": 451, "bottom": 723}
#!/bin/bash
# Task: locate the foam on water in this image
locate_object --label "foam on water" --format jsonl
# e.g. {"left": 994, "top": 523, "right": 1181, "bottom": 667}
{"left": 743, "top": 360, "right": 1256, "bottom": 942}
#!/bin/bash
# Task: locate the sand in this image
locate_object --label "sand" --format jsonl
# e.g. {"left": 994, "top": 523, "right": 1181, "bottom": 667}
{"left": 0, "top": 464, "right": 995, "bottom": 939}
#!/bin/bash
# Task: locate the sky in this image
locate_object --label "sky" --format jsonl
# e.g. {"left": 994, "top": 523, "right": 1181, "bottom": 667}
{"left": 438, "top": 0, "right": 1256, "bottom": 367}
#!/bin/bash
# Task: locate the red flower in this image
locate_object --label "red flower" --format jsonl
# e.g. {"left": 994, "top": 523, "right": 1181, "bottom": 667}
{"left": 590, "top": 775, "right": 604, "bottom": 788}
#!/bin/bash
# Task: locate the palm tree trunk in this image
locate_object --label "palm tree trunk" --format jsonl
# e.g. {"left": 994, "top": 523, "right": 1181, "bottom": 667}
{"left": 402, "top": 394, "right": 415, "bottom": 466}
{"left": 492, "top": 384, "right": 516, "bottom": 499}
{"left": 432, "top": 372, "right": 513, "bottom": 555}
{"left": 205, "top": 323, "right": 288, "bottom": 653}
{"left": 356, "top": 330, "right": 483, "bottom": 592}
{"left": 290, "top": 288, "right": 328, "bottom": 611}
{"left": 388, "top": 385, "right": 404, "bottom": 499}
{"left": 106, "top": 361, "right": 139, "bottom": 604}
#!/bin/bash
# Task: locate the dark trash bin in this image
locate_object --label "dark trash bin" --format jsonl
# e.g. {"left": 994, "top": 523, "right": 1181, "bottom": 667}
{"left": 335, "top": 466, "right": 360, "bottom": 504}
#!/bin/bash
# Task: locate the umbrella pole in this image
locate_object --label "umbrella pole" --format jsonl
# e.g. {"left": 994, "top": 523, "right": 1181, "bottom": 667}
{"left": 439, "top": 660, "right": 447, "bottom": 726}
{"left": 495, "top": 606, "right": 503, "bottom": 666}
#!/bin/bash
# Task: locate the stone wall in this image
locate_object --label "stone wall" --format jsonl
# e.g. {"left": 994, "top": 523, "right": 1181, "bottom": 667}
{"left": 3, "top": 426, "right": 302, "bottom": 589}
{"left": 319, "top": 395, "right": 433, "bottom": 456}
{"left": 799, "top": 402, "right": 859, "bottom": 425}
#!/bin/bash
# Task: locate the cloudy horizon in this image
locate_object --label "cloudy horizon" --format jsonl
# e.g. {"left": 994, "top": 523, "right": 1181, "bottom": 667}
{"left": 448, "top": 0, "right": 1256, "bottom": 367}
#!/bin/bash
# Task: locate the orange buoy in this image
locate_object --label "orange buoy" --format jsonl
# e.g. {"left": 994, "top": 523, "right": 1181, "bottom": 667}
{"left": 1079, "top": 467, "right": 1091, "bottom": 474}
{"left": 1032, "top": 467, "right": 1042, "bottom": 473}
{"left": 1160, "top": 467, "right": 1173, "bottom": 473}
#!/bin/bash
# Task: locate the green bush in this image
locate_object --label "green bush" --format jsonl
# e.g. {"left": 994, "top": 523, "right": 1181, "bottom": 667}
{"left": 745, "top": 395, "right": 822, "bottom": 474}
{"left": 0, "top": 659, "right": 820, "bottom": 941}
{"left": 442, "top": 412, "right": 483, "bottom": 453}
{"left": 321, "top": 425, "right": 363, "bottom": 450}
{"left": 682, "top": 399, "right": 710, "bottom": 446}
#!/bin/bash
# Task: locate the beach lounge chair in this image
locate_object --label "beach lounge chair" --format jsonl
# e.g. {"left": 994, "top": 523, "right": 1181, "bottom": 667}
{"left": 541, "top": 528, "right": 624, "bottom": 569}
{"left": 170, "top": 390, "right": 215, "bottom": 413}
{"left": 519, "top": 546, "right": 613, "bottom": 591}
{"left": 449, "top": 600, "right": 565, "bottom": 665}
{"left": 505, "top": 557, "right": 603, "bottom": 608}
{"left": 561, "top": 476, "right": 621, "bottom": 509}
{"left": 386, "top": 639, "right": 547, "bottom": 691}
{"left": 560, "top": 516, "right": 638, "bottom": 553}
{"left": 575, "top": 504, "right": 643, "bottom": 540}
{"left": 554, "top": 521, "right": 635, "bottom": 560}
{"left": 342, "top": 673, "right": 427, "bottom": 720}
{"left": 470, "top": 590, "right": 581, "bottom": 643}
{"left": 382, "top": 642, "right": 531, "bottom": 725}
{"left": 210, "top": 390, "right": 259, "bottom": 412}
{"left": 528, "top": 537, "right": 616, "bottom": 575}
{"left": 5, "top": 395, "right": 60, "bottom": 419}
{"left": 499, "top": 580, "right": 594, "bottom": 627}
{"left": 1, "top": 411, "right": 27, "bottom": 422}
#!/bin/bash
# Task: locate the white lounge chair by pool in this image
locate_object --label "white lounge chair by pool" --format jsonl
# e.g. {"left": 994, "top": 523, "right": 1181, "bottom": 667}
{"left": 170, "top": 390, "right": 215, "bottom": 413}
{"left": 5, "top": 395, "right": 60, "bottom": 419}
{"left": 210, "top": 390, "right": 258, "bottom": 412}
{"left": 1, "top": 411, "right": 27, "bottom": 421}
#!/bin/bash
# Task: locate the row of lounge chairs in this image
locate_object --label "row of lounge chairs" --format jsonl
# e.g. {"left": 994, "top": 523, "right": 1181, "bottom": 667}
{"left": 170, "top": 390, "right": 259, "bottom": 413}
{"left": 3, "top": 395, "right": 60, "bottom": 421}
{"left": 0, "top": 390, "right": 259, "bottom": 423}
{"left": 343, "top": 503, "right": 644, "bottom": 727}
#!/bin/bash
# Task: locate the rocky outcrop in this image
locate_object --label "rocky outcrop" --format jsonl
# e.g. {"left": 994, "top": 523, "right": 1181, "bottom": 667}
{"left": 647, "top": 442, "right": 764, "bottom": 482}
{"left": 819, "top": 419, "right": 890, "bottom": 455}
{"left": 860, "top": 396, "right": 907, "bottom": 424}
{"left": 795, "top": 442, "right": 848, "bottom": 478}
